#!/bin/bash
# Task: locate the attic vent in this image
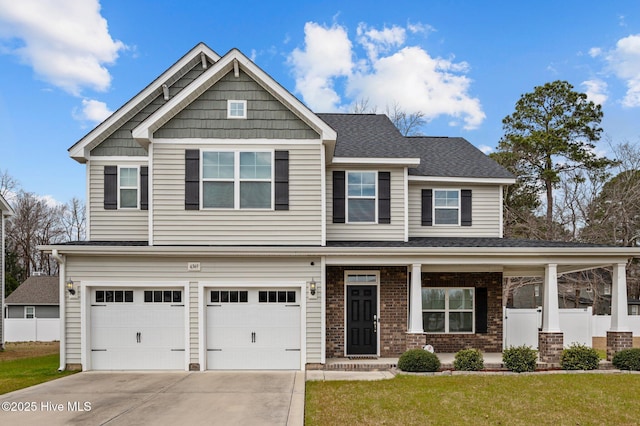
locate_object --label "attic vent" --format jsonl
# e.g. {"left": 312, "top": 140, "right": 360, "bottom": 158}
{"left": 162, "top": 84, "right": 170, "bottom": 101}
{"left": 233, "top": 59, "right": 239, "bottom": 78}
{"left": 201, "top": 52, "right": 208, "bottom": 69}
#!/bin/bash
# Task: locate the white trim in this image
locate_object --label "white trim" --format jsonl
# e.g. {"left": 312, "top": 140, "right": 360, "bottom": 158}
{"left": 82, "top": 281, "right": 190, "bottom": 371}
{"left": 404, "top": 167, "right": 409, "bottom": 242}
{"left": 88, "top": 156, "right": 149, "bottom": 162}
{"left": 227, "top": 100, "right": 247, "bottom": 119}
{"left": 198, "top": 281, "right": 306, "bottom": 371}
{"left": 321, "top": 145, "right": 327, "bottom": 246}
{"left": 343, "top": 270, "right": 381, "bottom": 357}
{"left": 117, "top": 165, "right": 140, "bottom": 209}
{"left": 332, "top": 157, "right": 420, "bottom": 166}
{"left": 85, "top": 161, "right": 91, "bottom": 240}
{"left": 132, "top": 49, "right": 336, "bottom": 145}
{"left": 152, "top": 138, "right": 321, "bottom": 146}
{"left": 409, "top": 175, "right": 516, "bottom": 185}
{"left": 70, "top": 43, "right": 220, "bottom": 162}
{"left": 148, "top": 144, "right": 154, "bottom": 246}
{"left": 57, "top": 259, "right": 66, "bottom": 370}
{"left": 346, "top": 170, "right": 378, "bottom": 224}
{"left": 320, "top": 256, "right": 327, "bottom": 364}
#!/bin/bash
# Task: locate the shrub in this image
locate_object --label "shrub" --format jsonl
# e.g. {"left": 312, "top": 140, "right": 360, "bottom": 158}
{"left": 560, "top": 343, "right": 600, "bottom": 370}
{"left": 453, "top": 348, "right": 484, "bottom": 371}
{"left": 502, "top": 345, "right": 538, "bottom": 373}
{"left": 398, "top": 349, "right": 441, "bottom": 372}
{"left": 612, "top": 348, "right": 640, "bottom": 371}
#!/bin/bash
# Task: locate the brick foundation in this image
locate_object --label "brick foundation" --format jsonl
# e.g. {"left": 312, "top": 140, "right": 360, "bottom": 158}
{"left": 326, "top": 267, "right": 503, "bottom": 358}
{"left": 538, "top": 332, "right": 563, "bottom": 364}
{"left": 607, "top": 331, "right": 633, "bottom": 361}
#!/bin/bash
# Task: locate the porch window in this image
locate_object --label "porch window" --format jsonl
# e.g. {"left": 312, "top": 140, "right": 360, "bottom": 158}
{"left": 347, "top": 171, "right": 376, "bottom": 223}
{"left": 422, "top": 288, "right": 474, "bottom": 333}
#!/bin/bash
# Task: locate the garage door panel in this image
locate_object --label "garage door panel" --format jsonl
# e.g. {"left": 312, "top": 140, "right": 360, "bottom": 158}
{"left": 208, "top": 348, "right": 300, "bottom": 370}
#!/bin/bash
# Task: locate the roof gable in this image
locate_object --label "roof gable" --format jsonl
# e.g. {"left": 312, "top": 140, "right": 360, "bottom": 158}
{"left": 69, "top": 43, "right": 221, "bottom": 163}
{"left": 5, "top": 276, "right": 59, "bottom": 305}
{"left": 0, "top": 193, "right": 14, "bottom": 216}
{"left": 132, "top": 49, "right": 337, "bottom": 146}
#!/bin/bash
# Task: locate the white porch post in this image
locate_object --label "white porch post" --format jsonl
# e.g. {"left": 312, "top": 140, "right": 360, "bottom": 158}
{"left": 610, "top": 262, "right": 629, "bottom": 332}
{"left": 541, "top": 263, "right": 561, "bottom": 332}
{"left": 409, "top": 263, "right": 424, "bottom": 333}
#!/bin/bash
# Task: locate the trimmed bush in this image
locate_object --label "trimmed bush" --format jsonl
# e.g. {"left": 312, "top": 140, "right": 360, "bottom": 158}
{"left": 398, "top": 349, "right": 441, "bottom": 372}
{"left": 453, "top": 348, "right": 484, "bottom": 371}
{"left": 502, "top": 345, "right": 538, "bottom": 373}
{"left": 612, "top": 348, "right": 640, "bottom": 371}
{"left": 560, "top": 343, "right": 600, "bottom": 370}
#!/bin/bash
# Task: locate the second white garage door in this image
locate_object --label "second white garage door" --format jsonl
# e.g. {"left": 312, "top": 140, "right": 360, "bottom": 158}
{"left": 206, "top": 288, "right": 301, "bottom": 370}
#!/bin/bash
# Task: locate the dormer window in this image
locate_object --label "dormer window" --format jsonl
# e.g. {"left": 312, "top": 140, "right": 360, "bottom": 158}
{"left": 227, "top": 100, "right": 247, "bottom": 119}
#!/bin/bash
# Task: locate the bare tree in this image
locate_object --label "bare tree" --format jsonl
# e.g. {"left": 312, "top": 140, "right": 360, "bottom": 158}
{"left": 0, "top": 169, "right": 19, "bottom": 198}
{"left": 351, "top": 98, "right": 426, "bottom": 136}
{"left": 60, "top": 197, "right": 86, "bottom": 242}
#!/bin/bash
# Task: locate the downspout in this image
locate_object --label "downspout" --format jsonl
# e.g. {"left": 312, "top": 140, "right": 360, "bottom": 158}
{"left": 52, "top": 249, "right": 66, "bottom": 371}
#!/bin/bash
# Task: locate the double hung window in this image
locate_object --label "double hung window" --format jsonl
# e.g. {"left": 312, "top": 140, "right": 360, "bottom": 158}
{"left": 119, "top": 167, "right": 139, "bottom": 208}
{"left": 422, "top": 288, "right": 474, "bottom": 333}
{"left": 433, "top": 190, "right": 459, "bottom": 225}
{"left": 347, "top": 171, "right": 376, "bottom": 223}
{"left": 202, "top": 151, "right": 272, "bottom": 209}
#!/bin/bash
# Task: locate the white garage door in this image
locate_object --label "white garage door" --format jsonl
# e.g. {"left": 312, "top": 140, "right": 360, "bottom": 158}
{"left": 91, "top": 288, "right": 185, "bottom": 370}
{"left": 206, "top": 288, "right": 301, "bottom": 370}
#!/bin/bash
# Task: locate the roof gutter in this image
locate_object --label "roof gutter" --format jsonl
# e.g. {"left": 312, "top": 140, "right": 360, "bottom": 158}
{"left": 51, "top": 250, "right": 66, "bottom": 371}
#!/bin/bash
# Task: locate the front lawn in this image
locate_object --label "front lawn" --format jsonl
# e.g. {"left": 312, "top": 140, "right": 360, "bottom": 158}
{"left": 0, "top": 342, "right": 76, "bottom": 394}
{"left": 306, "top": 374, "right": 639, "bottom": 425}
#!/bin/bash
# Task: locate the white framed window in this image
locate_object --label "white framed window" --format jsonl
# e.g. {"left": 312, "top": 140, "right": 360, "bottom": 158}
{"left": 422, "top": 288, "right": 474, "bottom": 333}
{"left": 227, "top": 100, "right": 247, "bottom": 119}
{"left": 201, "top": 151, "right": 273, "bottom": 209}
{"left": 25, "top": 306, "right": 35, "bottom": 319}
{"left": 347, "top": 171, "right": 377, "bottom": 223}
{"left": 96, "top": 290, "right": 134, "bottom": 303}
{"left": 433, "top": 189, "right": 460, "bottom": 225}
{"left": 118, "top": 166, "right": 139, "bottom": 209}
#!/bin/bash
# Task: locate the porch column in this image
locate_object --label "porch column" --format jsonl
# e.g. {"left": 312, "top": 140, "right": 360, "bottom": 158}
{"left": 607, "top": 262, "right": 633, "bottom": 360}
{"left": 408, "top": 263, "right": 424, "bottom": 333}
{"left": 539, "top": 263, "right": 563, "bottom": 364}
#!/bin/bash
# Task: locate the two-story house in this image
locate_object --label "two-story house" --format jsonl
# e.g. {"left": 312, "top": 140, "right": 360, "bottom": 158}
{"left": 43, "top": 43, "right": 638, "bottom": 371}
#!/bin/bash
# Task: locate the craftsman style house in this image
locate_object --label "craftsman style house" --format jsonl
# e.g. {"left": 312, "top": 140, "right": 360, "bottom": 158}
{"left": 44, "top": 43, "right": 638, "bottom": 371}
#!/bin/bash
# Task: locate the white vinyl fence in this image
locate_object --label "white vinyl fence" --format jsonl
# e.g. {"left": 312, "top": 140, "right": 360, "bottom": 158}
{"left": 4, "top": 318, "right": 60, "bottom": 342}
{"left": 504, "top": 307, "right": 593, "bottom": 349}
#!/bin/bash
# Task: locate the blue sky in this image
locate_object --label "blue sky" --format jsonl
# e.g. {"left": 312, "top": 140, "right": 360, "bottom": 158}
{"left": 1, "top": 0, "right": 639, "bottom": 204}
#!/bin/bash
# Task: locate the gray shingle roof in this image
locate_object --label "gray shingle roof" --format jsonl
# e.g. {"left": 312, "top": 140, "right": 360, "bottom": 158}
{"left": 317, "top": 114, "right": 415, "bottom": 158}
{"left": 326, "top": 237, "right": 612, "bottom": 248}
{"left": 317, "top": 113, "right": 513, "bottom": 179}
{"left": 407, "top": 137, "right": 514, "bottom": 179}
{"left": 5, "top": 275, "right": 59, "bottom": 305}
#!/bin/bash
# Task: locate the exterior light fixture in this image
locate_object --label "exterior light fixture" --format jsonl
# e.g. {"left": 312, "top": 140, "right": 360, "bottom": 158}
{"left": 66, "top": 279, "right": 75, "bottom": 295}
{"left": 309, "top": 278, "right": 317, "bottom": 296}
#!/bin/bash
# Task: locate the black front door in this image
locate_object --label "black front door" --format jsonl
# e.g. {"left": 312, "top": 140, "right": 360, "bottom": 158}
{"left": 346, "top": 285, "right": 377, "bottom": 355}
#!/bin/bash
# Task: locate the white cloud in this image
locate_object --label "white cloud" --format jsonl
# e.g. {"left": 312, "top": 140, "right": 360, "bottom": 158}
{"left": 0, "top": 0, "right": 125, "bottom": 95}
{"left": 478, "top": 145, "right": 493, "bottom": 154}
{"left": 288, "top": 22, "right": 353, "bottom": 112}
{"left": 288, "top": 21, "right": 485, "bottom": 130}
{"left": 603, "top": 34, "right": 640, "bottom": 107}
{"left": 588, "top": 47, "right": 602, "bottom": 58}
{"left": 581, "top": 79, "right": 608, "bottom": 105}
{"left": 73, "top": 99, "right": 112, "bottom": 124}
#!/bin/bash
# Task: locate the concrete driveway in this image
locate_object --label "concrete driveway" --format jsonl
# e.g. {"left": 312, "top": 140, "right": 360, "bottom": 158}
{"left": 0, "top": 371, "right": 305, "bottom": 425}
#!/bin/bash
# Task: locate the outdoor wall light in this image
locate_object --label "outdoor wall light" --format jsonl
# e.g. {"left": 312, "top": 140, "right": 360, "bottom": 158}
{"left": 309, "top": 279, "right": 317, "bottom": 296}
{"left": 66, "top": 279, "right": 75, "bottom": 295}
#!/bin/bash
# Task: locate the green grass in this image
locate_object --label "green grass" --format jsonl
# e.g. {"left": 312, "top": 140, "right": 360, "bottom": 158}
{"left": 306, "top": 374, "right": 640, "bottom": 425}
{"left": 0, "top": 354, "right": 76, "bottom": 395}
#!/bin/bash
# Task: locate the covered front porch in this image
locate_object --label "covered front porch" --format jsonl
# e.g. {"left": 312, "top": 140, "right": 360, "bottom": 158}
{"left": 323, "top": 238, "right": 639, "bottom": 366}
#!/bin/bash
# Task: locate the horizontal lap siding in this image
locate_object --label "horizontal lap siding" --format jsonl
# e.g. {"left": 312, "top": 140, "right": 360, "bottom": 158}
{"left": 326, "top": 166, "right": 405, "bottom": 241}
{"left": 64, "top": 256, "right": 322, "bottom": 365}
{"left": 89, "top": 161, "right": 148, "bottom": 241}
{"left": 408, "top": 183, "right": 502, "bottom": 237}
{"left": 153, "top": 142, "right": 322, "bottom": 245}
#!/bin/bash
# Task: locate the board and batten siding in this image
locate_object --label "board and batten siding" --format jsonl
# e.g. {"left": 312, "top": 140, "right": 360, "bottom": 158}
{"left": 154, "top": 71, "right": 319, "bottom": 140}
{"left": 152, "top": 142, "right": 323, "bottom": 245}
{"left": 64, "top": 256, "right": 322, "bottom": 366}
{"left": 326, "top": 166, "right": 405, "bottom": 241}
{"left": 408, "top": 182, "right": 502, "bottom": 237}
{"left": 88, "top": 160, "right": 148, "bottom": 241}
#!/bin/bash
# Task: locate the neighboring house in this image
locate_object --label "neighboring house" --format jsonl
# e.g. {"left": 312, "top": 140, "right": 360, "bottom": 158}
{"left": 41, "top": 43, "right": 640, "bottom": 371}
{"left": 0, "top": 194, "right": 15, "bottom": 350}
{"left": 5, "top": 275, "right": 60, "bottom": 319}
{"left": 4, "top": 275, "right": 60, "bottom": 342}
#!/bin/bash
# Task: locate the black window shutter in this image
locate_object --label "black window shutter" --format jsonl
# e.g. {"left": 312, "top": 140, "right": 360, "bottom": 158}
{"left": 421, "top": 189, "right": 432, "bottom": 226}
{"left": 461, "top": 189, "right": 472, "bottom": 226}
{"left": 475, "top": 287, "right": 488, "bottom": 334}
{"left": 332, "top": 171, "right": 345, "bottom": 223}
{"left": 274, "top": 150, "right": 289, "bottom": 210}
{"left": 104, "top": 165, "right": 117, "bottom": 210}
{"left": 185, "top": 149, "right": 200, "bottom": 210}
{"left": 140, "top": 166, "right": 149, "bottom": 211}
{"left": 378, "top": 172, "right": 391, "bottom": 224}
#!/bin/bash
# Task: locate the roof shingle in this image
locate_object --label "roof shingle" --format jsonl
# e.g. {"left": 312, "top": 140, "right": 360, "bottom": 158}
{"left": 5, "top": 275, "right": 59, "bottom": 305}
